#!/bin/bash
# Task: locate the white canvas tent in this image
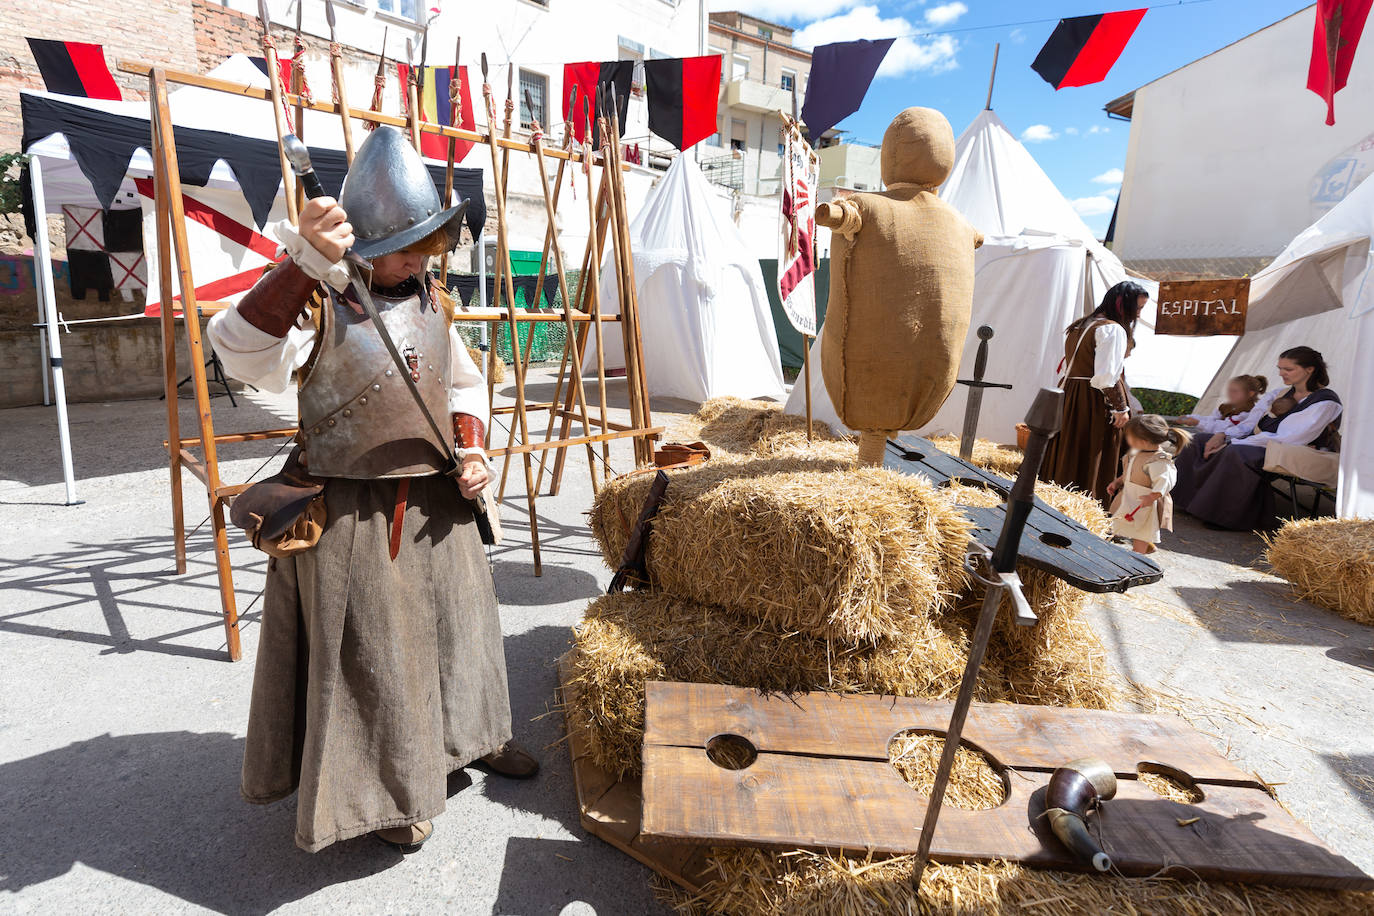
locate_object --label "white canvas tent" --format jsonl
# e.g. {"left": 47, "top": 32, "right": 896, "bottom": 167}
{"left": 593, "top": 154, "right": 785, "bottom": 403}
{"left": 1194, "top": 173, "right": 1374, "bottom": 519}
{"left": 787, "top": 110, "right": 1232, "bottom": 440}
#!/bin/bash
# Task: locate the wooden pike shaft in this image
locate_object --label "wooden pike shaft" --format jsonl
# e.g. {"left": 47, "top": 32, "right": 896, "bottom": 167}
{"left": 481, "top": 75, "right": 542, "bottom": 575}
{"left": 406, "top": 70, "right": 422, "bottom": 152}
{"left": 604, "top": 109, "right": 651, "bottom": 466}
{"left": 541, "top": 165, "right": 609, "bottom": 494}
{"left": 329, "top": 45, "right": 355, "bottom": 163}
{"left": 261, "top": 41, "right": 299, "bottom": 224}
{"left": 291, "top": 41, "right": 306, "bottom": 216}
{"left": 528, "top": 113, "right": 599, "bottom": 494}
{"left": 438, "top": 39, "right": 461, "bottom": 280}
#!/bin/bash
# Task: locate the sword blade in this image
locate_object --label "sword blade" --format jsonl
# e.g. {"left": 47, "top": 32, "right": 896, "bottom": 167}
{"left": 959, "top": 386, "right": 985, "bottom": 461}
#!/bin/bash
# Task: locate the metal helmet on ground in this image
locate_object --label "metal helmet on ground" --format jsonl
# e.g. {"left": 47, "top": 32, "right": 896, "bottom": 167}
{"left": 339, "top": 126, "right": 469, "bottom": 259}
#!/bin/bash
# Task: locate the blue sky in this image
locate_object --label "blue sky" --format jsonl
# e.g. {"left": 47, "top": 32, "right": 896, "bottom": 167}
{"left": 712, "top": 1, "right": 1315, "bottom": 235}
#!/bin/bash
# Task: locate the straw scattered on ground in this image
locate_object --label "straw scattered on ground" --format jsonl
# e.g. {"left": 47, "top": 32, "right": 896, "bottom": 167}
{"left": 590, "top": 459, "right": 973, "bottom": 643}
{"left": 669, "top": 397, "right": 848, "bottom": 460}
{"left": 566, "top": 590, "right": 1116, "bottom": 778}
{"left": 660, "top": 849, "right": 1374, "bottom": 916}
{"left": 1264, "top": 517, "right": 1374, "bottom": 624}
{"left": 886, "top": 731, "right": 1006, "bottom": 810}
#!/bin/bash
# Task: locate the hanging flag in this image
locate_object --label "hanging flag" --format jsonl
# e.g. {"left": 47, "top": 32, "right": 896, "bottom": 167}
{"left": 248, "top": 55, "right": 295, "bottom": 89}
{"left": 643, "top": 55, "right": 721, "bottom": 150}
{"left": 26, "top": 38, "right": 122, "bottom": 100}
{"left": 778, "top": 124, "right": 819, "bottom": 337}
{"left": 1031, "top": 9, "right": 1146, "bottom": 89}
{"left": 397, "top": 63, "right": 476, "bottom": 161}
{"left": 562, "top": 60, "right": 634, "bottom": 145}
{"left": 800, "top": 38, "right": 893, "bottom": 138}
{"left": 1308, "top": 0, "right": 1374, "bottom": 125}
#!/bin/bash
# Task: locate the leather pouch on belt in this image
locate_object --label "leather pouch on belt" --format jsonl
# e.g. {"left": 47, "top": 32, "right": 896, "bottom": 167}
{"left": 230, "top": 445, "right": 327, "bottom": 558}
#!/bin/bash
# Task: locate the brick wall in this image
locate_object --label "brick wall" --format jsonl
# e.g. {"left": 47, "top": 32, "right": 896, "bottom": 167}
{"left": 0, "top": 0, "right": 200, "bottom": 150}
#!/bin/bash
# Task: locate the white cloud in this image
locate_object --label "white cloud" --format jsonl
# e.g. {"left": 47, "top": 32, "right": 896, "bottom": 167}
{"left": 707, "top": 0, "right": 862, "bottom": 19}
{"left": 1073, "top": 195, "right": 1117, "bottom": 216}
{"left": 1092, "top": 167, "right": 1124, "bottom": 186}
{"left": 924, "top": 2, "right": 967, "bottom": 26}
{"left": 1020, "top": 124, "right": 1057, "bottom": 143}
{"left": 1088, "top": 124, "right": 1111, "bottom": 135}
{"left": 1064, "top": 126, "right": 1080, "bottom": 136}
{"left": 1009, "top": 28, "right": 1027, "bottom": 44}
{"left": 793, "top": 5, "right": 960, "bottom": 77}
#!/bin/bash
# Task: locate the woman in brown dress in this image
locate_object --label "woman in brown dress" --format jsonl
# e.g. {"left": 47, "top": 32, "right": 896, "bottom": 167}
{"left": 1041, "top": 280, "right": 1148, "bottom": 502}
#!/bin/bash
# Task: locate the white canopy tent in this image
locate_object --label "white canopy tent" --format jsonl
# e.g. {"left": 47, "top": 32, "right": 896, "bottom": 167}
{"left": 787, "top": 110, "right": 1233, "bottom": 441}
{"left": 593, "top": 153, "right": 785, "bottom": 403}
{"left": 1194, "top": 174, "right": 1374, "bottom": 519}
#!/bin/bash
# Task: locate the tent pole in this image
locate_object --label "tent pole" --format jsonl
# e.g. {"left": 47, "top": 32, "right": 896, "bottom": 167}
{"left": 28, "top": 155, "right": 80, "bottom": 506}
{"left": 985, "top": 43, "right": 1000, "bottom": 111}
{"left": 802, "top": 334, "right": 813, "bottom": 443}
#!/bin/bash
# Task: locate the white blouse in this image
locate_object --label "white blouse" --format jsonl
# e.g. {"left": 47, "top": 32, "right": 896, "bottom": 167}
{"left": 1187, "top": 408, "right": 1251, "bottom": 436}
{"left": 1223, "top": 388, "right": 1343, "bottom": 447}
{"left": 1090, "top": 323, "right": 1127, "bottom": 391}
{"left": 206, "top": 305, "right": 489, "bottom": 425}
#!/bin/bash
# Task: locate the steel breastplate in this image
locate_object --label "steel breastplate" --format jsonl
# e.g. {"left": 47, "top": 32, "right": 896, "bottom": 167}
{"left": 297, "top": 287, "right": 450, "bottom": 479}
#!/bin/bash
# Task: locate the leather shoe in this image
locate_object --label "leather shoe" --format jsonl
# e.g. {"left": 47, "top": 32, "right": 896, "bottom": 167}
{"left": 374, "top": 819, "right": 433, "bottom": 853}
{"left": 478, "top": 739, "right": 540, "bottom": 779}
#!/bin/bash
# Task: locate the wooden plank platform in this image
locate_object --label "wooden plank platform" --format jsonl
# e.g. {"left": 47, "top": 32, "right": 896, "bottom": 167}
{"left": 558, "top": 655, "right": 714, "bottom": 893}
{"left": 882, "top": 434, "right": 1163, "bottom": 593}
{"left": 639, "top": 682, "right": 1374, "bottom": 891}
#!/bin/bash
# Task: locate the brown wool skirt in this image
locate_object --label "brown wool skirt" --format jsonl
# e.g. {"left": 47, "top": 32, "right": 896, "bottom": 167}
{"left": 240, "top": 475, "right": 512, "bottom": 852}
{"left": 1040, "top": 378, "right": 1122, "bottom": 503}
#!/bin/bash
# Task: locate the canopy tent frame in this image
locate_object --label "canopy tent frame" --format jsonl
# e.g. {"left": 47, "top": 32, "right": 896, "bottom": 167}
{"left": 116, "top": 59, "right": 658, "bottom": 660}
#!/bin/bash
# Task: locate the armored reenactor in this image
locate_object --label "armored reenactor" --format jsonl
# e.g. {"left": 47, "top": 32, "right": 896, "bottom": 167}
{"left": 207, "top": 126, "right": 537, "bottom": 854}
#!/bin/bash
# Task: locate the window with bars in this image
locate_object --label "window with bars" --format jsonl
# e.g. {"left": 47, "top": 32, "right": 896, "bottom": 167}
{"left": 519, "top": 69, "right": 548, "bottom": 130}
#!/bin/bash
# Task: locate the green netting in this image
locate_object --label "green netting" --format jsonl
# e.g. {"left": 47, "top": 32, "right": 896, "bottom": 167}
{"left": 447, "top": 265, "right": 581, "bottom": 364}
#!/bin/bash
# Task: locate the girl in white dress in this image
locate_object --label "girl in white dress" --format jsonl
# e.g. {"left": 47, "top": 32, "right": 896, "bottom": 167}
{"left": 1108, "top": 415, "right": 1192, "bottom": 554}
{"left": 1177, "top": 374, "right": 1267, "bottom": 435}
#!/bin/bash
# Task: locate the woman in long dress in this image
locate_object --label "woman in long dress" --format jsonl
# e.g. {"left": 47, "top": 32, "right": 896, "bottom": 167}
{"left": 1041, "top": 281, "right": 1149, "bottom": 502}
{"left": 1173, "top": 346, "right": 1341, "bottom": 531}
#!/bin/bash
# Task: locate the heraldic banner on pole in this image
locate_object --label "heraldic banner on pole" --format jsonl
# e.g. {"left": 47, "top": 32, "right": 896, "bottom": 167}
{"left": 778, "top": 122, "right": 818, "bottom": 337}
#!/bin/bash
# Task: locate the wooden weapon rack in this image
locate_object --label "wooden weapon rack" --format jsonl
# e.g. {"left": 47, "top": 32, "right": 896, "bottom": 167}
{"left": 124, "top": 58, "right": 659, "bottom": 661}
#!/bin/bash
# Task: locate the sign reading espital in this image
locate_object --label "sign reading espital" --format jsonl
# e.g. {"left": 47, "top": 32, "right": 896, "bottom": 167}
{"left": 1156, "top": 278, "right": 1250, "bottom": 336}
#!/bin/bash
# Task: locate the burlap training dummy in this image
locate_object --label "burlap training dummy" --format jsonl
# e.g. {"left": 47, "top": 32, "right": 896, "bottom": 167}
{"left": 817, "top": 107, "right": 983, "bottom": 465}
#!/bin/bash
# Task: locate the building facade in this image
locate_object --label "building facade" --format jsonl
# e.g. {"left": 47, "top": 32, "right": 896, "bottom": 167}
{"left": 1107, "top": 4, "right": 1374, "bottom": 276}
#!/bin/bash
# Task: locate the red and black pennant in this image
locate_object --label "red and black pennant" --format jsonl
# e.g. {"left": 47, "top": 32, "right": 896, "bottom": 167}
{"left": 26, "top": 38, "right": 121, "bottom": 100}
{"left": 1031, "top": 9, "right": 1146, "bottom": 90}
{"left": 1308, "top": 0, "right": 1374, "bottom": 125}
{"left": 562, "top": 60, "right": 634, "bottom": 145}
{"left": 643, "top": 55, "right": 721, "bottom": 151}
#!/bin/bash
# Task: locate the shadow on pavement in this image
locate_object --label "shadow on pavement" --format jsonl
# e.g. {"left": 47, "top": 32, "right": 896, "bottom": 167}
{"left": 0, "top": 532, "right": 265, "bottom": 662}
{"left": 0, "top": 731, "right": 396, "bottom": 914}
{"left": 494, "top": 836, "right": 640, "bottom": 916}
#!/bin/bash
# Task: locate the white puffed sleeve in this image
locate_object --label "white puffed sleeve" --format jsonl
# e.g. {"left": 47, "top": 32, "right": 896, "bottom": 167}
{"left": 1091, "top": 323, "right": 1127, "bottom": 390}
{"left": 1239, "top": 399, "right": 1343, "bottom": 446}
{"left": 206, "top": 307, "right": 317, "bottom": 394}
{"left": 446, "top": 327, "right": 488, "bottom": 426}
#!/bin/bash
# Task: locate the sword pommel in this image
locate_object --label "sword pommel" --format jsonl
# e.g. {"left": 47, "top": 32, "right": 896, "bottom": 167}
{"left": 976, "top": 324, "right": 994, "bottom": 341}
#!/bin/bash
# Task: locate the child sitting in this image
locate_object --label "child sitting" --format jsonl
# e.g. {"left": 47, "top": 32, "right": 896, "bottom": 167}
{"left": 1108, "top": 415, "right": 1192, "bottom": 554}
{"left": 1177, "top": 374, "right": 1267, "bottom": 434}
{"left": 1265, "top": 393, "right": 1298, "bottom": 420}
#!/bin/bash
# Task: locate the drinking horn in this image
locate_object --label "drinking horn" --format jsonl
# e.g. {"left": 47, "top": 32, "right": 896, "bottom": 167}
{"left": 1044, "top": 758, "right": 1117, "bottom": 872}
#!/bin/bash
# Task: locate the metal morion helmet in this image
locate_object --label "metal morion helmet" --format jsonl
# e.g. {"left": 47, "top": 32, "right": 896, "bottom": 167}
{"left": 339, "top": 126, "right": 469, "bottom": 260}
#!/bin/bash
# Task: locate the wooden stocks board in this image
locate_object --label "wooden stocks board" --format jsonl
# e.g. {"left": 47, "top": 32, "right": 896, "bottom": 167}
{"left": 1156, "top": 278, "right": 1250, "bottom": 336}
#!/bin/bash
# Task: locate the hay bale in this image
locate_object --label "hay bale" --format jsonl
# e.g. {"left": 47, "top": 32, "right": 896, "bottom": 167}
{"left": 565, "top": 590, "right": 1116, "bottom": 778}
{"left": 664, "top": 848, "right": 1373, "bottom": 915}
{"left": 590, "top": 460, "right": 973, "bottom": 643}
{"left": 1265, "top": 518, "right": 1374, "bottom": 625}
{"left": 929, "top": 434, "right": 1025, "bottom": 479}
{"left": 670, "top": 397, "right": 849, "bottom": 459}
{"left": 466, "top": 344, "right": 506, "bottom": 385}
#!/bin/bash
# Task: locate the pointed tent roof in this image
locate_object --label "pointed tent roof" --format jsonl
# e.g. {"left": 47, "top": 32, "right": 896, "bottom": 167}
{"left": 597, "top": 153, "right": 785, "bottom": 402}
{"left": 940, "top": 110, "right": 1105, "bottom": 246}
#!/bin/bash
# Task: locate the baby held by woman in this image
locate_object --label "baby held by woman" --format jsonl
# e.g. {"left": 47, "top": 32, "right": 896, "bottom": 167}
{"left": 1108, "top": 415, "right": 1192, "bottom": 554}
